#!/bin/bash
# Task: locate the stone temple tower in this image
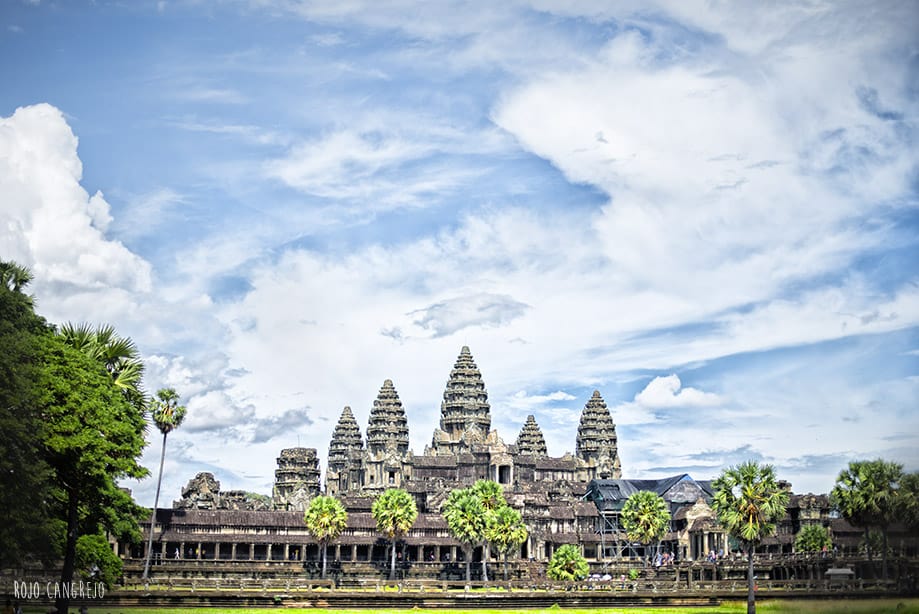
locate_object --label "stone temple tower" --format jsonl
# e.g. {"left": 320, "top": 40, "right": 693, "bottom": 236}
{"left": 326, "top": 406, "right": 364, "bottom": 496}
{"left": 272, "top": 447, "right": 321, "bottom": 510}
{"left": 575, "top": 391, "right": 622, "bottom": 479}
{"left": 362, "top": 379, "right": 410, "bottom": 492}
{"left": 516, "top": 414, "right": 548, "bottom": 457}
{"left": 430, "top": 346, "right": 492, "bottom": 456}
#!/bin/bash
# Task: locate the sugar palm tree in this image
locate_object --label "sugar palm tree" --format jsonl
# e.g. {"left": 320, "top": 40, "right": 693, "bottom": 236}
{"left": 620, "top": 490, "right": 671, "bottom": 565}
{"left": 471, "top": 479, "right": 506, "bottom": 582}
{"left": 712, "top": 461, "right": 788, "bottom": 614}
{"left": 371, "top": 488, "right": 418, "bottom": 581}
{"left": 442, "top": 488, "right": 486, "bottom": 583}
{"left": 0, "top": 261, "right": 34, "bottom": 294}
{"left": 831, "top": 459, "right": 902, "bottom": 580}
{"left": 485, "top": 504, "right": 528, "bottom": 581}
{"left": 304, "top": 495, "right": 348, "bottom": 579}
{"left": 59, "top": 322, "right": 146, "bottom": 412}
{"left": 142, "top": 388, "right": 186, "bottom": 579}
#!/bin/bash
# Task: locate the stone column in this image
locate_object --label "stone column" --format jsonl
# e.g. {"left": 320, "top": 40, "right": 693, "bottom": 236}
{"left": 214, "top": 543, "right": 221, "bottom": 560}
{"left": 231, "top": 543, "right": 237, "bottom": 560}
{"left": 161, "top": 541, "right": 167, "bottom": 562}
{"left": 435, "top": 546, "right": 441, "bottom": 562}
{"left": 196, "top": 542, "right": 202, "bottom": 560}
{"left": 267, "top": 544, "right": 273, "bottom": 561}
{"left": 249, "top": 543, "right": 255, "bottom": 560}
{"left": 180, "top": 542, "right": 185, "bottom": 559}
{"left": 284, "top": 544, "right": 290, "bottom": 560}
{"left": 335, "top": 544, "right": 341, "bottom": 562}
{"left": 351, "top": 545, "right": 357, "bottom": 561}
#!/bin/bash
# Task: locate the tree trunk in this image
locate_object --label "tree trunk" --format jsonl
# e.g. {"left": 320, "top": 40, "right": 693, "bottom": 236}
{"left": 747, "top": 546, "right": 756, "bottom": 614}
{"left": 882, "top": 528, "right": 889, "bottom": 581}
{"left": 503, "top": 551, "right": 509, "bottom": 581}
{"left": 481, "top": 543, "right": 489, "bottom": 583}
{"left": 57, "top": 489, "right": 79, "bottom": 614}
{"left": 865, "top": 527, "right": 872, "bottom": 562}
{"left": 321, "top": 541, "right": 328, "bottom": 580}
{"left": 390, "top": 537, "right": 397, "bottom": 581}
{"left": 465, "top": 546, "right": 471, "bottom": 583}
{"left": 143, "top": 432, "right": 168, "bottom": 580}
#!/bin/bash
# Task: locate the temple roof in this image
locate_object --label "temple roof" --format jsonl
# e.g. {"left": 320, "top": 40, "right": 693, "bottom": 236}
{"left": 328, "top": 406, "right": 363, "bottom": 465}
{"left": 366, "top": 379, "right": 409, "bottom": 454}
{"left": 575, "top": 391, "right": 620, "bottom": 466}
{"left": 439, "top": 346, "right": 491, "bottom": 437}
{"left": 516, "top": 414, "right": 548, "bottom": 457}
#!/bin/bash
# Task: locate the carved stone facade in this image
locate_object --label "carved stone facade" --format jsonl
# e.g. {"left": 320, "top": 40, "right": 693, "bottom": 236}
{"left": 173, "top": 472, "right": 271, "bottom": 511}
{"left": 272, "top": 447, "right": 322, "bottom": 510}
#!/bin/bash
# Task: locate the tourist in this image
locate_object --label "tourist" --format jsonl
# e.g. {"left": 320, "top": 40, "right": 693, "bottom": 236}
{"left": 3, "top": 599, "right": 14, "bottom": 614}
{"left": 174, "top": 548, "right": 180, "bottom": 559}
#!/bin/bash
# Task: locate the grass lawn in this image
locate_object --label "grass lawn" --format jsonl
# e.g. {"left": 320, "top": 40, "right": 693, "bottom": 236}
{"left": 28, "top": 600, "right": 919, "bottom": 614}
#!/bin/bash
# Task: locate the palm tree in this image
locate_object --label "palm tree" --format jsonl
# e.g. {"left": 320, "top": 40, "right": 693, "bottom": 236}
{"left": 442, "top": 488, "right": 486, "bottom": 583}
{"left": 303, "top": 495, "right": 348, "bottom": 579}
{"left": 59, "top": 322, "right": 146, "bottom": 412}
{"left": 142, "top": 388, "right": 187, "bottom": 580}
{"left": 547, "top": 544, "right": 589, "bottom": 581}
{"left": 711, "top": 461, "right": 788, "bottom": 614}
{"left": 831, "top": 459, "right": 902, "bottom": 580}
{"left": 0, "top": 261, "right": 34, "bottom": 294}
{"left": 620, "top": 490, "right": 671, "bottom": 565}
{"left": 371, "top": 488, "right": 418, "bottom": 581}
{"left": 471, "top": 480, "right": 506, "bottom": 582}
{"left": 485, "top": 504, "right": 528, "bottom": 581}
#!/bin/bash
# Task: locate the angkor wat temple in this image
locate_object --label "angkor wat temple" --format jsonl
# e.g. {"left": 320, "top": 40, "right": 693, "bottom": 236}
{"left": 130, "top": 346, "right": 867, "bottom": 576}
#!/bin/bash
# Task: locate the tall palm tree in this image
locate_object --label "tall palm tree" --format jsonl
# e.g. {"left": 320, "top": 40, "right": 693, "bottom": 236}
{"left": 832, "top": 459, "right": 902, "bottom": 580}
{"left": 620, "top": 490, "right": 671, "bottom": 564}
{"left": 303, "top": 495, "right": 348, "bottom": 579}
{"left": 371, "top": 488, "right": 418, "bottom": 581}
{"left": 142, "top": 388, "right": 186, "bottom": 580}
{"left": 712, "top": 461, "right": 788, "bottom": 614}
{"left": 471, "top": 480, "right": 506, "bottom": 582}
{"left": 485, "top": 504, "right": 528, "bottom": 581}
{"left": 442, "top": 488, "right": 486, "bottom": 583}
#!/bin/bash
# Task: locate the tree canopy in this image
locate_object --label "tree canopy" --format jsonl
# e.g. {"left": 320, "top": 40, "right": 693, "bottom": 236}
{"left": 547, "top": 544, "right": 589, "bottom": 581}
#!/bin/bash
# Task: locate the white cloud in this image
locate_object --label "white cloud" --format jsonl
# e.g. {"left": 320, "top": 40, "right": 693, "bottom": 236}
{"left": 0, "top": 104, "right": 152, "bottom": 324}
{"left": 634, "top": 374, "right": 722, "bottom": 409}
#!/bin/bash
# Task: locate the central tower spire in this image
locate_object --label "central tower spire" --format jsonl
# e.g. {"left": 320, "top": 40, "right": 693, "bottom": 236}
{"left": 429, "top": 346, "right": 492, "bottom": 455}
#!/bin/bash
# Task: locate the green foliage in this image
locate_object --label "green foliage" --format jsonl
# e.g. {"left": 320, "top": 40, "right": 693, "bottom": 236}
{"left": 75, "top": 533, "right": 123, "bottom": 589}
{"left": 546, "top": 544, "right": 589, "bottom": 581}
{"left": 628, "top": 567, "right": 641, "bottom": 580}
{"left": 443, "top": 488, "right": 487, "bottom": 547}
{"left": 899, "top": 472, "right": 919, "bottom": 530}
{"left": 151, "top": 387, "right": 187, "bottom": 435}
{"left": 795, "top": 524, "right": 831, "bottom": 553}
{"left": 59, "top": 321, "right": 147, "bottom": 412}
{"left": 620, "top": 490, "right": 671, "bottom": 548}
{"left": 304, "top": 495, "right": 349, "bottom": 544}
{"left": 832, "top": 459, "right": 903, "bottom": 531}
{"left": 711, "top": 461, "right": 789, "bottom": 547}
{"left": 372, "top": 488, "right": 419, "bottom": 540}
{"left": 486, "top": 505, "right": 528, "bottom": 556}
{"left": 0, "top": 272, "right": 55, "bottom": 566}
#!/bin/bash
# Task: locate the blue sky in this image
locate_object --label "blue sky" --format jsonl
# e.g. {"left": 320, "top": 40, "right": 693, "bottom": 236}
{"left": 1, "top": 0, "right": 917, "bottom": 506}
